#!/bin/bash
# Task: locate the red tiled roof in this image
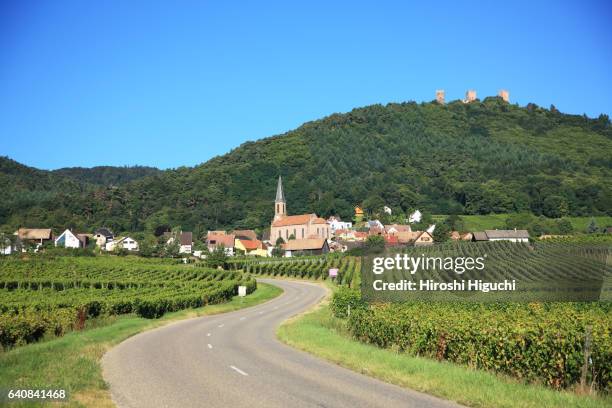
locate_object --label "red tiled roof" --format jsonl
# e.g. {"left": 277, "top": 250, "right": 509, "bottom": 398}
{"left": 208, "top": 234, "right": 235, "bottom": 248}
{"left": 385, "top": 235, "right": 399, "bottom": 244}
{"left": 240, "top": 239, "right": 262, "bottom": 250}
{"left": 272, "top": 213, "right": 327, "bottom": 227}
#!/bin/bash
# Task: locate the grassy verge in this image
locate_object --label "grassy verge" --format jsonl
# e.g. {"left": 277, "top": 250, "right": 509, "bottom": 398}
{"left": 278, "top": 302, "right": 610, "bottom": 408}
{"left": 0, "top": 283, "right": 282, "bottom": 407}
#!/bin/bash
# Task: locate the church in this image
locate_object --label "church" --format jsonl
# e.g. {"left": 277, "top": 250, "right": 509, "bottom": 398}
{"left": 270, "top": 176, "right": 330, "bottom": 243}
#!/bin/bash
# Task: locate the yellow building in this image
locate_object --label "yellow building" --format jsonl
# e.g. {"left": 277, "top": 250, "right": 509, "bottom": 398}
{"left": 234, "top": 238, "right": 268, "bottom": 257}
{"left": 354, "top": 206, "right": 364, "bottom": 222}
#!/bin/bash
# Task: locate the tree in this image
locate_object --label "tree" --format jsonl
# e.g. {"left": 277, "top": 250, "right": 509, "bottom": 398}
{"left": 586, "top": 219, "right": 599, "bottom": 234}
{"left": 542, "top": 195, "right": 569, "bottom": 218}
{"left": 445, "top": 214, "right": 464, "bottom": 231}
{"left": 364, "top": 235, "right": 385, "bottom": 254}
{"left": 271, "top": 245, "right": 284, "bottom": 257}
{"left": 162, "top": 234, "right": 180, "bottom": 258}
{"left": 557, "top": 218, "right": 574, "bottom": 234}
{"left": 207, "top": 245, "right": 227, "bottom": 268}
{"left": 433, "top": 221, "right": 451, "bottom": 243}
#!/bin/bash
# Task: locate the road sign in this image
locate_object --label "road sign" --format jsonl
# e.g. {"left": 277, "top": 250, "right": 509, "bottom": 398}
{"left": 238, "top": 286, "right": 247, "bottom": 297}
{"left": 329, "top": 268, "right": 338, "bottom": 277}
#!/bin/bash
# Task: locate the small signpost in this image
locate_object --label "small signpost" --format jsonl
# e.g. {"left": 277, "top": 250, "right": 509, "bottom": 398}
{"left": 238, "top": 285, "right": 247, "bottom": 297}
{"left": 328, "top": 268, "right": 338, "bottom": 281}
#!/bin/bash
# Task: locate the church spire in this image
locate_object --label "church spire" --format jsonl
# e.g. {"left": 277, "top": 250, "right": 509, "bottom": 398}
{"left": 274, "top": 176, "right": 286, "bottom": 220}
{"left": 275, "top": 176, "right": 286, "bottom": 203}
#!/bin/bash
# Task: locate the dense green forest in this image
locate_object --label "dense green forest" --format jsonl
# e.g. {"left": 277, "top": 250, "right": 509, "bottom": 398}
{"left": 52, "top": 166, "right": 160, "bottom": 186}
{"left": 1, "top": 97, "right": 610, "bottom": 236}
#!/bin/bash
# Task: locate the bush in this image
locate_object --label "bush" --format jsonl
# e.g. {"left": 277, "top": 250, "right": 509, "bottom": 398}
{"left": 330, "top": 287, "right": 366, "bottom": 318}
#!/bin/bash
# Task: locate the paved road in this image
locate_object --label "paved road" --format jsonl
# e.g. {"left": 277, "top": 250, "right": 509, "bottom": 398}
{"left": 103, "top": 279, "right": 462, "bottom": 408}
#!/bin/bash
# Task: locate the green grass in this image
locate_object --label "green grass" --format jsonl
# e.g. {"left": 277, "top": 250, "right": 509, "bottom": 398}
{"left": 278, "top": 303, "right": 610, "bottom": 408}
{"left": 433, "top": 214, "right": 612, "bottom": 232}
{"left": 0, "top": 283, "right": 282, "bottom": 407}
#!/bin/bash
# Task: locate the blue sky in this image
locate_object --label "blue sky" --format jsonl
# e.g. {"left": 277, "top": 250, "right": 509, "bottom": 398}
{"left": 1, "top": 1, "right": 611, "bottom": 170}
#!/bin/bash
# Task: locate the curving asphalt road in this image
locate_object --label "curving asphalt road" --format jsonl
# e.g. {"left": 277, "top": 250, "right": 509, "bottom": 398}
{"left": 102, "top": 279, "right": 462, "bottom": 408}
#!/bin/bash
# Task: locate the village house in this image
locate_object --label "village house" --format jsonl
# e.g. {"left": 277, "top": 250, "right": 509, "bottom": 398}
{"left": 164, "top": 231, "right": 194, "bottom": 254}
{"left": 107, "top": 236, "right": 139, "bottom": 252}
{"left": 207, "top": 233, "right": 235, "bottom": 256}
{"left": 55, "top": 229, "right": 89, "bottom": 249}
{"left": 327, "top": 216, "right": 352, "bottom": 233}
{"left": 93, "top": 228, "right": 114, "bottom": 248}
{"left": 14, "top": 228, "right": 53, "bottom": 249}
{"left": 178, "top": 232, "right": 193, "bottom": 254}
{"left": 231, "top": 229, "right": 258, "bottom": 241}
{"left": 450, "top": 231, "right": 473, "bottom": 241}
{"left": 282, "top": 238, "right": 329, "bottom": 257}
{"left": 367, "top": 220, "right": 385, "bottom": 236}
{"left": 353, "top": 231, "right": 368, "bottom": 241}
{"left": 270, "top": 176, "right": 330, "bottom": 242}
{"left": 385, "top": 224, "right": 412, "bottom": 236}
{"left": 412, "top": 231, "right": 434, "bottom": 246}
{"left": 235, "top": 238, "right": 267, "bottom": 257}
{"left": 391, "top": 230, "right": 434, "bottom": 246}
{"left": 472, "top": 229, "right": 529, "bottom": 243}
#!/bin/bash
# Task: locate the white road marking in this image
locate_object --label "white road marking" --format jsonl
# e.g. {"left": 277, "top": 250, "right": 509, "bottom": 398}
{"left": 207, "top": 333, "right": 211, "bottom": 337}
{"left": 273, "top": 306, "right": 278, "bottom": 310}
{"left": 229, "top": 365, "right": 248, "bottom": 376}
{"left": 258, "top": 311, "right": 264, "bottom": 314}
{"left": 207, "top": 344, "right": 213, "bottom": 349}
{"left": 239, "top": 317, "right": 246, "bottom": 321}
{"left": 218, "top": 324, "right": 224, "bottom": 328}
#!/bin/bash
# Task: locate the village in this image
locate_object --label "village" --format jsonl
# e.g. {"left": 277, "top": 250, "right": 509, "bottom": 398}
{"left": 1, "top": 176, "right": 530, "bottom": 258}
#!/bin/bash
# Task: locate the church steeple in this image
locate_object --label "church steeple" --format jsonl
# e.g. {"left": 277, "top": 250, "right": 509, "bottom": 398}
{"left": 274, "top": 176, "right": 286, "bottom": 220}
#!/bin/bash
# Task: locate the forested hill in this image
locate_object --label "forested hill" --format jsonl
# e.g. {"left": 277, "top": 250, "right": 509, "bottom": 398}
{"left": 1, "top": 97, "right": 611, "bottom": 235}
{"left": 52, "top": 166, "right": 161, "bottom": 186}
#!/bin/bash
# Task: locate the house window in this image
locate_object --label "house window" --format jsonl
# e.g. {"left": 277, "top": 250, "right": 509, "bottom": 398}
{"left": 302, "top": 228, "right": 304, "bottom": 238}
{"left": 286, "top": 229, "right": 288, "bottom": 238}
{"left": 293, "top": 228, "right": 296, "bottom": 238}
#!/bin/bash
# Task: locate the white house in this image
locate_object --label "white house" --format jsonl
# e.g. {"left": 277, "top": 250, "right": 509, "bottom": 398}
{"left": 108, "top": 236, "right": 139, "bottom": 251}
{"left": 55, "top": 229, "right": 84, "bottom": 249}
{"left": 327, "top": 216, "right": 352, "bottom": 233}
{"left": 367, "top": 220, "right": 384, "bottom": 229}
{"left": 93, "top": 228, "right": 114, "bottom": 248}
{"left": 409, "top": 210, "right": 422, "bottom": 224}
{"left": 206, "top": 233, "right": 235, "bottom": 256}
{"left": 165, "top": 231, "right": 194, "bottom": 254}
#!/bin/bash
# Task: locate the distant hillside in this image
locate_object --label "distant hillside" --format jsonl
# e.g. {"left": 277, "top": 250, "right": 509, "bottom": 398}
{"left": 52, "top": 166, "right": 161, "bottom": 186}
{"left": 1, "top": 97, "right": 610, "bottom": 235}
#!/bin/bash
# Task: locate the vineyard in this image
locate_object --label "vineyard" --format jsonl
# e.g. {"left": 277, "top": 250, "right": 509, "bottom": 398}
{"left": 230, "top": 244, "right": 611, "bottom": 392}
{"left": 333, "top": 293, "right": 611, "bottom": 392}
{"left": 330, "top": 240, "right": 612, "bottom": 392}
{"left": 362, "top": 240, "right": 612, "bottom": 302}
{"left": 228, "top": 256, "right": 361, "bottom": 287}
{"left": 0, "top": 256, "right": 256, "bottom": 349}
